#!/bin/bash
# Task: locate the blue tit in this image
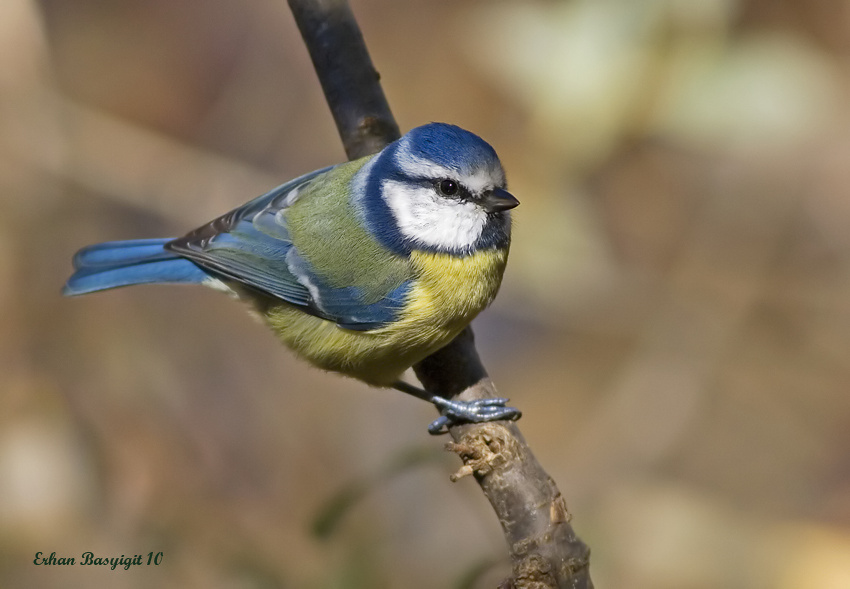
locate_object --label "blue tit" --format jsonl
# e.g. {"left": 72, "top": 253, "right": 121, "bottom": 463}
{"left": 64, "top": 123, "right": 520, "bottom": 433}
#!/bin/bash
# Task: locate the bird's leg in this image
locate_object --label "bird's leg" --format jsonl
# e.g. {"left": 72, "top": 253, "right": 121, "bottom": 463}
{"left": 392, "top": 381, "right": 522, "bottom": 435}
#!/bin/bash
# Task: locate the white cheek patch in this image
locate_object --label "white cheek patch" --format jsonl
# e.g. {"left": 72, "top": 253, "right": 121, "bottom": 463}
{"left": 382, "top": 179, "right": 487, "bottom": 251}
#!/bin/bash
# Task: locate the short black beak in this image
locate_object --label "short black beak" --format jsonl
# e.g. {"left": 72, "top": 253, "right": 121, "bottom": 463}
{"left": 482, "top": 187, "right": 520, "bottom": 213}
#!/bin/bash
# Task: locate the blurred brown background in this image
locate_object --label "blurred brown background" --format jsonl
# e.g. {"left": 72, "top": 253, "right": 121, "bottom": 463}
{"left": 2, "top": 0, "right": 850, "bottom": 587}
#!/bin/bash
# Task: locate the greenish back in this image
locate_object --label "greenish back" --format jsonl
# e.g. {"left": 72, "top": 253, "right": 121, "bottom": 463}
{"left": 285, "top": 157, "right": 412, "bottom": 303}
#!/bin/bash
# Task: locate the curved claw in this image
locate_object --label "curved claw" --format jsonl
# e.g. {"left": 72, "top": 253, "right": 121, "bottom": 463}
{"left": 427, "top": 396, "right": 522, "bottom": 435}
{"left": 428, "top": 416, "right": 452, "bottom": 435}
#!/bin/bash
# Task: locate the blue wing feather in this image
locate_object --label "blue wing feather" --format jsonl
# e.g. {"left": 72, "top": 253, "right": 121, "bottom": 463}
{"left": 166, "top": 166, "right": 410, "bottom": 330}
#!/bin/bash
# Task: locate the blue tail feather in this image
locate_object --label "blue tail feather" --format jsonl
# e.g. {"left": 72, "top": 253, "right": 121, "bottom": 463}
{"left": 64, "top": 238, "right": 209, "bottom": 296}
{"left": 72, "top": 238, "right": 177, "bottom": 268}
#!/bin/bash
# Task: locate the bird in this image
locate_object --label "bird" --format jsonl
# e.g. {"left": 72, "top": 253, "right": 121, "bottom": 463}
{"left": 64, "top": 122, "right": 521, "bottom": 434}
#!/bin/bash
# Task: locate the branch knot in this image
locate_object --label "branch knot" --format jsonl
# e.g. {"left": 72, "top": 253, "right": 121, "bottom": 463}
{"left": 445, "top": 425, "right": 514, "bottom": 481}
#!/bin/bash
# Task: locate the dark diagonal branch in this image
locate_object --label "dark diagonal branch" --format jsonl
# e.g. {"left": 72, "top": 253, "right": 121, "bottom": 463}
{"left": 287, "top": 1, "right": 592, "bottom": 587}
{"left": 415, "top": 329, "right": 591, "bottom": 588}
{"left": 288, "top": 0, "right": 400, "bottom": 159}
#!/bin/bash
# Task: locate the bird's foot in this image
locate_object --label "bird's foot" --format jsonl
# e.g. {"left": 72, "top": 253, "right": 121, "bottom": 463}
{"left": 427, "top": 397, "right": 521, "bottom": 435}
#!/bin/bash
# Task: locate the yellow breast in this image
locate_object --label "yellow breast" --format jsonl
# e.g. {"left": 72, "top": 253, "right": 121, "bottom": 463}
{"left": 401, "top": 248, "right": 508, "bottom": 332}
{"left": 262, "top": 248, "right": 508, "bottom": 386}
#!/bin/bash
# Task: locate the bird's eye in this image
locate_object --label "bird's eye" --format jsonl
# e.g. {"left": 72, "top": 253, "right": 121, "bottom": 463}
{"left": 439, "top": 179, "right": 459, "bottom": 196}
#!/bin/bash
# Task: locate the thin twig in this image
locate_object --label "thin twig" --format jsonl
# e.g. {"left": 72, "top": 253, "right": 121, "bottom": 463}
{"left": 287, "top": 1, "right": 592, "bottom": 586}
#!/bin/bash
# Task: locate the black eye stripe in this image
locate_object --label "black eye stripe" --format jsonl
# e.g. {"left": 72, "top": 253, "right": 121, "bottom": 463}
{"left": 401, "top": 175, "right": 475, "bottom": 200}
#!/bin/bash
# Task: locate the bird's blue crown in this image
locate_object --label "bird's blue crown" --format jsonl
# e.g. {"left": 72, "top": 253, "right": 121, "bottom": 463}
{"left": 400, "top": 123, "right": 503, "bottom": 178}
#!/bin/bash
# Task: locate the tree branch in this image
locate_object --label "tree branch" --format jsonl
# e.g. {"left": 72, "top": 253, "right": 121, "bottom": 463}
{"left": 415, "top": 329, "right": 591, "bottom": 588}
{"left": 287, "top": 0, "right": 400, "bottom": 159}
{"left": 288, "top": 1, "right": 592, "bottom": 586}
